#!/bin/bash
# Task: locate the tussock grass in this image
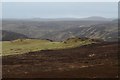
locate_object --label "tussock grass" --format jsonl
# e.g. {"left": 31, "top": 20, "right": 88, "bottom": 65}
{"left": 1, "top": 38, "right": 94, "bottom": 56}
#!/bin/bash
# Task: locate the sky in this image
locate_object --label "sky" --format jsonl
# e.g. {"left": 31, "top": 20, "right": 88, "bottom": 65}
{"left": 1, "top": 0, "right": 119, "bottom": 2}
{"left": 2, "top": 2, "right": 118, "bottom": 19}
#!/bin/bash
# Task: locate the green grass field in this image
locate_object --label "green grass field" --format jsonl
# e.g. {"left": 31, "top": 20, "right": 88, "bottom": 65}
{"left": 1, "top": 38, "right": 94, "bottom": 56}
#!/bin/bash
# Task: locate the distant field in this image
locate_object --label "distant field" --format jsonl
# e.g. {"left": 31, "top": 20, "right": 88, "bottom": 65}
{"left": 1, "top": 38, "right": 94, "bottom": 56}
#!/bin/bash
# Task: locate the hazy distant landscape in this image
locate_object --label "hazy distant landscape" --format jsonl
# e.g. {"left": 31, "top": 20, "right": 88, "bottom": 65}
{"left": 1, "top": 2, "right": 118, "bottom": 78}
{"left": 1, "top": 17, "right": 118, "bottom": 41}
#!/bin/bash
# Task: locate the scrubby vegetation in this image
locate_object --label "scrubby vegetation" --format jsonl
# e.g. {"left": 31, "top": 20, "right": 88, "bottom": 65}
{"left": 2, "top": 42, "right": 118, "bottom": 78}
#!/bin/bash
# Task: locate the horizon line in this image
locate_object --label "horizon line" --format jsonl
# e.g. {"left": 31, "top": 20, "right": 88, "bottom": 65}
{"left": 1, "top": 16, "right": 117, "bottom": 20}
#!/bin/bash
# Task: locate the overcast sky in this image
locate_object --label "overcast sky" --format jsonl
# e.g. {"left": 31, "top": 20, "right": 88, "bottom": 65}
{"left": 2, "top": 2, "right": 118, "bottom": 19}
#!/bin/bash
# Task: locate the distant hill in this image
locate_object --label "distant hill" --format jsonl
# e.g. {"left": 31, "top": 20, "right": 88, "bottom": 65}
{"left": 2, "top": 17, "right": 109, "bottom": 39}
{"left": 25, "top": 16, "right": 113, "bottom": 21}
{"left": 2, "top": 17, "right": 117, "bottom": 42}
{"left": 81, "top": 16, "right": 113, "bottom": 21}
{"left": 41, "top": 20, "right": 118, "bottom": 42}
{"left": 1, "top": 30, "right": 28, "bottom": 41}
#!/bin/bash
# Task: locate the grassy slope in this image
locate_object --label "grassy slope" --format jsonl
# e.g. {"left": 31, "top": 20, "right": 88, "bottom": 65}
{"left": 1, "top": 38, "right": 94, "bottom": 56}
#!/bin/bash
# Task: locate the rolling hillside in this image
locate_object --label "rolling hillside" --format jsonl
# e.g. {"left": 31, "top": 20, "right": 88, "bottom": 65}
{"left": 2, "top": 42, "right": 118, "bottom": 78}
{"left": 41, "top": 20, "right": 118, "bottom": 42}
{"left": 2, "top": 17, "right": 109, "bottom": 39}
{"left": 1, "top": 17, "right": 118, "bottom": 78}
{"left": 0, "top": 30, "right": 28, "bottom": 41}
{"left": 2, "top": 17, "right": 118, "bottom": 42}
